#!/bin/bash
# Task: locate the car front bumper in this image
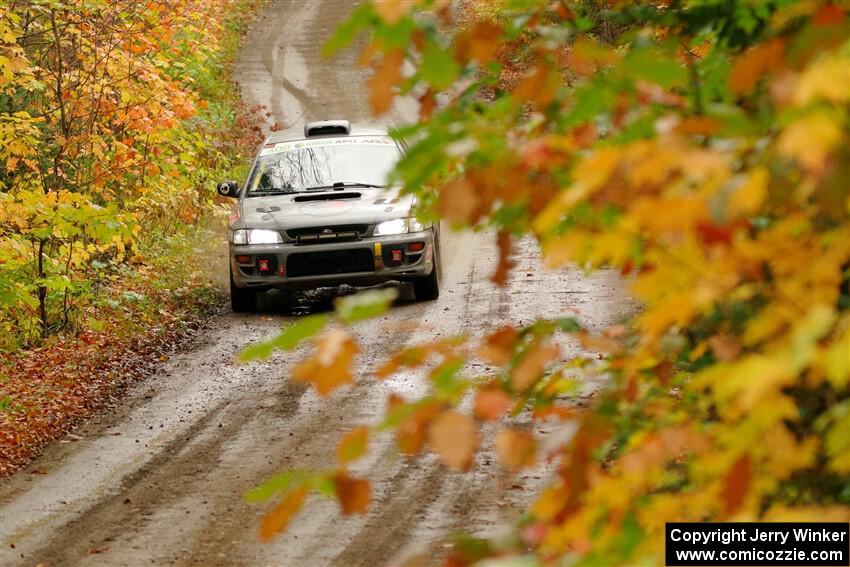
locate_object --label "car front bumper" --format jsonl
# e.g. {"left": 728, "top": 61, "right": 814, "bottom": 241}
{"left": 230, "top": 229, "right": 436, "bottom": 290}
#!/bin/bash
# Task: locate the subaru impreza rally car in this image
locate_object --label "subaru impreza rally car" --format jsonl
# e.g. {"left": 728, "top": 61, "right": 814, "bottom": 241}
{"left": 217, "top": 120, "right": 440, "bottom": 312}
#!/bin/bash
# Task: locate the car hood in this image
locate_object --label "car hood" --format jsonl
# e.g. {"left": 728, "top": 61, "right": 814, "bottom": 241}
{"left": 235, "top": 189, "right": 415, "bottom": 231}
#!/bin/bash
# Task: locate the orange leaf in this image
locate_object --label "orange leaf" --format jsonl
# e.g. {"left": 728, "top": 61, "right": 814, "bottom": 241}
{"left": 418, "top": 89, "right": 437, "bottom": 120}
{"left": 396, "top": 400, "right": 442, "bottom": 455}
{"left": 473, "top": 388, "right": 512, "bottom": 421}
{"left": 722, "top": 455, "right": 751, "bottom": 516}
{"left": 567, "top": 37, "right": 621, "bottom": 76}
{"left": 428, "top": 410, "right": 479, "bottom": 470}
{"left": 292, "top": 329, "right": 359, "bottom": 395}
{"left": 336, "top": 426, "right": 369, "bottom": 463}
{"left": 513, "top": 62, "right": 560, "bottom": 106}
{"left": 709, "top": 334, "right": 741, "bottom": 362}
{"left": 491, "top": 231, "right": 515, "bottom": 287}
{"left": 813, "top": 3, "right": 845, "bottom": 26}
{"left": 333, "top": 471, "right": 372, "bottom": 515}
{"left": 368, "top": 48, "right": 405, "bottom": 115}
{"left": 438, "top": 178, "right": 480, "bottom": 224}
{"left": 455, "top": 20, "right": 502, "bottom": 65}
{"left": 468, "top": 20, "right": 502, "bottom": 64}
{"left": 373, "top": 0, "right": 415, "bottom": 24}
{"left": 728, "top": 39, "right": 785, "bottom": 95}
{"left": 478, "top": 325, "right": 518, "bottom": 365}
{"left": 511, "top": 342, "right": 560, "bottom": 392}
{"left": 376, "top": 345, "right": 429, "bottom": 379}
{"left": 494, "top": 428, "right": 537, "bottom": 471}
{"left": 259, "top": 486, "right": 308, "bottom": 541}
{"left": 675, "top": 116, "right": 722, "bottom": 136}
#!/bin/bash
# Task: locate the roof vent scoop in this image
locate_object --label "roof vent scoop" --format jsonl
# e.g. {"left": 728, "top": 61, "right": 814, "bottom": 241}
{"left": 304, "top": 120, "right": 351, "bottom": 137}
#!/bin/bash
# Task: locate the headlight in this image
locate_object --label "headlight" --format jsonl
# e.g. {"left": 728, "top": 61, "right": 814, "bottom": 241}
{"left": 231, "top": 229, "right": 282, "bottom": 245}
{"left": 374, "top": 218, "right": 429, "bottom": 236}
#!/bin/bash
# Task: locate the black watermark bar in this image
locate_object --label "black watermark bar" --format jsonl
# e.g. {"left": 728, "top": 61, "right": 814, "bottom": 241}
{"left": 666, "top": 523, "right": 849, "bottom": 566}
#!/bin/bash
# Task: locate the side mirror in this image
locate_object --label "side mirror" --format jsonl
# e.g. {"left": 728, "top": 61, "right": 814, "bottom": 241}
{"left": 217, "top": 180, "right": 239, "bottom": 198}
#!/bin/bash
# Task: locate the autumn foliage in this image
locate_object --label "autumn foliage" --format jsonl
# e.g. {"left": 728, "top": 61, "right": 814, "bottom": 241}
{"left": 239, "top": 1, "right": 850, "bottom": 561}
{"left": 0, "top": 0, "right": 262, "bottom": 349}
{"left": 0, "top": 0, "right": 263, "bottom": 473}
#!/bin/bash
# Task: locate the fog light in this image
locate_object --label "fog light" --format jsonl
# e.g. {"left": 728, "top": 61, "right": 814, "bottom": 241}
{"left": 408, "top": 242, "right": 425, "bottom": 252}
{"left": 235, "top": 255, "right": 252, "bottom": 264}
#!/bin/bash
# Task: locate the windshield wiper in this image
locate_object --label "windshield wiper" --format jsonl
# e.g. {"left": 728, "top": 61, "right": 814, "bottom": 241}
{"left": 248, "top": 188, "right": 296, "bottom": 196}
{"left": 303, "top": 182, "right": 385, "bottom": 192}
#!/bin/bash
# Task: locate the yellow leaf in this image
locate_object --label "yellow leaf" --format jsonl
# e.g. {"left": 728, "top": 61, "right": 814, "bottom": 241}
{"left": 727, "top": 167, "right": 768, "bottom": 218}
{"left": 428, "top": 410, "right": 479, "bottom": 470}
{"left": 793, "top": 51, "right": 850, "bottom": 106}
{"left": 822, "top": 329, "right": 849, "bottom": 389}
{"left": 777, "top": 112, "right": 842, "bottom": 171}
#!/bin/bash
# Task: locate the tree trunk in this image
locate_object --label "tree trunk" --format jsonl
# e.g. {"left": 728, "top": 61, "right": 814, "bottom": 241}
{"left": 37, "top": 239, "right": 48, "bottom": 336}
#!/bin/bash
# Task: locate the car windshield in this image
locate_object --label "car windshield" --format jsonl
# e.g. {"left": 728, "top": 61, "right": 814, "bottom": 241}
{"left": 246, "top": 136, "right": 400, "bottom": 194}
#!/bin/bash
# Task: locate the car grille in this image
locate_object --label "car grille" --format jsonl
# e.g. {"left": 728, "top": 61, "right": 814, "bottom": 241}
{"left": 287, "top": 248, "right": 374, "bottom": 278}
{"left": 286, "top": 224, "right": 370, "bottom": 244}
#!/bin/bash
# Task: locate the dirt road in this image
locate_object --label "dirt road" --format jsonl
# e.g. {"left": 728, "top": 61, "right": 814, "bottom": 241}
{"left": 0, "top": 2, "right": 630, "bottom": 565}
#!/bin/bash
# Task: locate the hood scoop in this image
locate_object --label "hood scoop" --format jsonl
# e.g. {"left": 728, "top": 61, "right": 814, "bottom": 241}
{"left": 293, "top": 192, "right": 361, "bottom": 203}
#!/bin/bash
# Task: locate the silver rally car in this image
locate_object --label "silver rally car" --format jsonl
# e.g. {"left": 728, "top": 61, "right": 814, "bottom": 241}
{"left": 217, "top": 120, "right": 440, "bottom": 312}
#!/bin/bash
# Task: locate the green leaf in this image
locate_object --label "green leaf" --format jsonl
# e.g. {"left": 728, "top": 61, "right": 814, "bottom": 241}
{"left": 315, "top": 475, "right": 337, "bottom": 497}
{"left": 623, "top": 46, "right": 688, "bottom": 89}
{"left": 322, "top": 3, "right": 373, "bottom": 57}
{"left": 432, "top": 358, "right": 467, "bottom": 401}
{"left": 378, "top": 399, "right": 421, "bottom": 431}
{"left": 556, "top": 317, "right": 582, "bottom": 333}
{"left": 245, "top": 469, "right": 311, "bottom": 502}
{"left": 420, "top": 43, "right": 460, "bottom": 90}
{"left": 335, "top": 288, "right": 398, "bottom": 324}
{"left": 239, "top": 314, "right": 329, "bottom": 362}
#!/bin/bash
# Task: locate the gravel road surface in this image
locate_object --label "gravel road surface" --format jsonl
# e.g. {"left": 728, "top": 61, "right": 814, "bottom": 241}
{"left": 0, "top": 2, "right": 631, "bottom": 565}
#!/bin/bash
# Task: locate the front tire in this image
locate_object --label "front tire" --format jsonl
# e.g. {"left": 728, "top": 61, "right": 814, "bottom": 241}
{"left": 413, "top": 264, "right": 439, "bottom": 301}
{"left": 230, "top": 276, "right": 256, "bottom": 312}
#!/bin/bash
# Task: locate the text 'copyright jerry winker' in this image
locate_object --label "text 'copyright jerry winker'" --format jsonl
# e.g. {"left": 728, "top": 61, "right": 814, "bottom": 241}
{"left": 665, "top": 522, "right": 849, "bottom": 566}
